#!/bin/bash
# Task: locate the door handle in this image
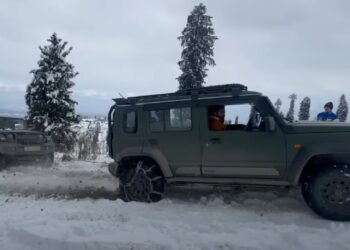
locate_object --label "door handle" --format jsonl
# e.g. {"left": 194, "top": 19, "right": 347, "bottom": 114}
{"left": 148, "top": 139, "right": 159, "bottom": 145}
{"left": 209, "top": 138, "right": 221, "bottom": 144}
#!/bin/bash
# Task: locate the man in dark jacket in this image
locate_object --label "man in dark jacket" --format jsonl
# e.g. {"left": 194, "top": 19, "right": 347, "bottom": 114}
{"left": 317, "top": 102, "right": 337, "bottom": 121}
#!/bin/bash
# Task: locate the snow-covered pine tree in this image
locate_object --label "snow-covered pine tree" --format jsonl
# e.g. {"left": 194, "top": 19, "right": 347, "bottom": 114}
{"left": 336, "top": 94, "right": 349, "bottom": 122}
{"left": 298, "top": 97, "right": 311, "bottom": 121}
{"left": 25, "top": 33, "right": 79, "bottom": 152}
{"left": 274, "top": 98, "right": 282, "bottom": 113}
{"left": 177, "top": 3, "right": 218, "bottom": 90}
{"left": 274, "top": 99, "right": 285, "bottom": 118}
{"left": 286, "top": 94, "right": 297, "bottom": 122}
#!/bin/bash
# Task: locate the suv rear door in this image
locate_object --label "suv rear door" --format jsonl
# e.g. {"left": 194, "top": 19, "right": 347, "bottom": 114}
{"left": 142, "top": 104, "right": 201, "bottom": 177}
{"left": 113, "top": 107, "right": 143, "bottom": 158}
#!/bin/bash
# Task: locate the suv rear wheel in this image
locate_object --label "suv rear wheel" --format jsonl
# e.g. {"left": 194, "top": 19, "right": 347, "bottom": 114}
{"left": 302, "top": 164, "right": 350, "bottom": 221}
{"left": 119, "top": 160, "right": 165, "bottom": 202}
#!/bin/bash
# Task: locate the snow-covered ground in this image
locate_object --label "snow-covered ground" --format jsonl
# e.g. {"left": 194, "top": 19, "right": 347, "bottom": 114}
{"left": 1, "top": 159, "right": 350, "bottom": 250}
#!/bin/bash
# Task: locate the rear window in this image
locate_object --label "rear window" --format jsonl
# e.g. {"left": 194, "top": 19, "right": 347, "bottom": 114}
{"left": 123, "top": 111, "right": 137, "bottom": 133}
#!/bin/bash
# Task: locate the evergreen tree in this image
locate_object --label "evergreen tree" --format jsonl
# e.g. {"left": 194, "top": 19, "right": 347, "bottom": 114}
{"left": 286, "top": 94, "right": 297, "bottom": 122}
{"left": 274, "top": 98, "right": 282, "bottom": 113}
{"left": 26, "top": 33, "right": 79, "bottom": 151}
{"left": 177, "top": 3, "right": 218, "bottom": 90}
{"left": 336, "top": 94, "right": 349, "bottom": 122}
{"left": 274, "top": 98, "right": 285, "bottom": 118}
{"left": 298, "top": 97, "right": 311, "bottom": 121}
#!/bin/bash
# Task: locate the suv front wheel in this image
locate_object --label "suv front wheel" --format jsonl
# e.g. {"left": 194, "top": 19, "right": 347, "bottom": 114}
{"left": 302, "top": 164, "right": 350, "bottom": 221}
{"left": 119, "top": 160, "right": 165, "bottom": 202}
{"left": 42, "top": 153, "right": 54, "bottom": 167}
{"left": 0, "top": 156, "right": 6, "bottom": 170}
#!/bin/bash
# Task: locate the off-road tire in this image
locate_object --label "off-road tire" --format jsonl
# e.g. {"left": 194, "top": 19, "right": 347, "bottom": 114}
{"left": 119, "top": 160, "right": 165, "bottom": 202}
{"left": 302, "top": 164, "right": 350, "bottom": 221}
{"left": 0, "top": 156, "right": 6, "bottom": 170}
{"left": 42, "top": 153, "right": 54, "bottom": 167}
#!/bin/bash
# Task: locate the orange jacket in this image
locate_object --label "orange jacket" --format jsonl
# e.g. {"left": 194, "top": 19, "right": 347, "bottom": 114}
{"left": 209, "top": 116, "right": 226, "bottom": 131}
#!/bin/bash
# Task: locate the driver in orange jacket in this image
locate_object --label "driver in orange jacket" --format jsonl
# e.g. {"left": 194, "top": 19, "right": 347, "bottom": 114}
{"left": 209, "top": 105, "right": 226, "bottom": 131}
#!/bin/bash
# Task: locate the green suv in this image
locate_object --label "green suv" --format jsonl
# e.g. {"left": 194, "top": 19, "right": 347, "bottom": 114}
{"left": 0, "top": 116, "right": 54, "bottom": 168}
{"left": 107, "top": 84, "right": 350, "bottom": 221}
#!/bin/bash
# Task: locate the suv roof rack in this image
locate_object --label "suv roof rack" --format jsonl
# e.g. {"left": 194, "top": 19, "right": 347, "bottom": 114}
{"left": 113, "top": 83, "right": 250, "bottom": 105}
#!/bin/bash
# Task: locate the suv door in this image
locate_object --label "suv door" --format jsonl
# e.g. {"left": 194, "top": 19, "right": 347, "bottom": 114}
{"left": 200, "top": 102, "right": 286, "bottom": 179}
{"left": 143, "top": 104, "right": 201, "bottom": 176}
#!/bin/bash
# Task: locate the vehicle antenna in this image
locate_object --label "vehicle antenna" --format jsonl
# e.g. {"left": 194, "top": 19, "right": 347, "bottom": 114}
{"left": 118, "top": 93, "right": 126, "bottom": 99}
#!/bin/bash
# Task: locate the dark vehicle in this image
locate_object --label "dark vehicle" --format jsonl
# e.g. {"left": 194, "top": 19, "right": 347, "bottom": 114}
{"left": 0, "top": 116, "right": 54, "bottom": 168}
{"left": 107, "top": 84, "right": 350, "bottom": 221}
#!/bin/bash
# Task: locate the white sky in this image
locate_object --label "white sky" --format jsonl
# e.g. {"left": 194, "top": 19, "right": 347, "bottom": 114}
{"left": 0, "top": 0, "right": 349, "bottom": 116}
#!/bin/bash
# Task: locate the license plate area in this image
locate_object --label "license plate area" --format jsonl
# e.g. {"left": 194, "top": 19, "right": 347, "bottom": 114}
{"left": 24, "top": 146, "right": 41, "bottom": 152}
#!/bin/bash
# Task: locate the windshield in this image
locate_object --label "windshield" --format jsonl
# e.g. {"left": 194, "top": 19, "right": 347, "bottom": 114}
{"left": 0, "top": 117, "right": 26, "bottom": 130}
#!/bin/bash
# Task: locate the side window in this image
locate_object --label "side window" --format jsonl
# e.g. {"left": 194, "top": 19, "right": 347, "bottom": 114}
{"left": 149, "top": 107, "right": 192, "bottom": 132}
{"left": 166, "top": 107, "right": 192, "bottom": 131}
{"left": 224, "top": 104, "right": 252, "bottom": 125}
{"left": 123, "top": 111, "right": 137, "bottom": 133}
{"left": 208, "top": 104, "right": 265, "bottom": 131}
{"left": 150, "top": 110, "right": 164, "bottom": 132}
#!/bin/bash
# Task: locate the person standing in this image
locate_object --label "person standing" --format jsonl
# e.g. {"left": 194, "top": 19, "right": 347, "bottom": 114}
{"left": 317, "top": 102, "right": 337, "bottom": 121}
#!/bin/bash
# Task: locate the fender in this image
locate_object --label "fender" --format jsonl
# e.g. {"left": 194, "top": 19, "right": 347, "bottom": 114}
{"left": 114, "top": 146, "right": 173, "bottom": 178}
{"left": 142, "top": 146, "right": 173, "bottom": 177}
{"left": 289, "top": 142, "right": 350, "bottom": 185}
{"left": 114, "top": 146, "right": 143, "bottom": 162}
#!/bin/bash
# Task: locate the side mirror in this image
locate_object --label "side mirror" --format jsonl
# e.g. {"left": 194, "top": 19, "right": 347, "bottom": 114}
{"left": 265, "top": 116, "right": 276, "bottom": 132}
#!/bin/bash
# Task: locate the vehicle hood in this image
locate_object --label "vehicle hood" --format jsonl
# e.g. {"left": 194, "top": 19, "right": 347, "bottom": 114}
{"left": 287, "top": 121, "right": 350, "bottom": 133}
{"left": 0, "top": 129, "right": 44, "bottom": 135}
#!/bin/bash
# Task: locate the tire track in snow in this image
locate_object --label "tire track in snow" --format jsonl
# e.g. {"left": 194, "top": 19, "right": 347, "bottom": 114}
{"left": 0, "top": 160, "right": 119, "bottom": 200}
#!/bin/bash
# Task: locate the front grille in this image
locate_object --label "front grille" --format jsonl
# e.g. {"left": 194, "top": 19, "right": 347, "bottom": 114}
{"left": 16, "top": 133, "right": 44, "bottom": 145}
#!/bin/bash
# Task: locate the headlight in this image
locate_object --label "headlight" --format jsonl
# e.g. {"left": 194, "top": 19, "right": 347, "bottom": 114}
{"left": 38, "top": 134, "right": 44, "bottom": 142}
{"left": 0, "top": 134, "right": 14, "bottom": 142}
{"left": 0, "top": 134, "right": 6, "bottom": 142}
{"left": 47, "top": 136, "right": 52, "bottom": 142}
{"left": 6, "top": 134, "right": 15, "bottom": 141}
{"left": 44, "top": 135, "right": 52, "bottom": 143}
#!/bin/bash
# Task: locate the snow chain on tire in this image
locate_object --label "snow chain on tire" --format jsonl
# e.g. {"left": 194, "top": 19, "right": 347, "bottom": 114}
{"left": 119, "top": 161, "right": 165, "bottom": 202}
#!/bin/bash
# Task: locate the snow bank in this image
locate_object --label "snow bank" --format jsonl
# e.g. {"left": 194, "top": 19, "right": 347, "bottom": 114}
{"left": 0, "top": 160, "right": 116, "bottom": 199}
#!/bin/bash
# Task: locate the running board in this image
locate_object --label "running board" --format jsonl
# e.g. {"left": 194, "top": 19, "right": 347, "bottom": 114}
{"left": 166, "top": 177, "right": 291, "bottom": 186}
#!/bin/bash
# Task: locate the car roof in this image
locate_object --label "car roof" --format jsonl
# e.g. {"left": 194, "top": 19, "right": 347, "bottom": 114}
{"left": 113, "top": 83, "right": 261, "bottom": 106}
